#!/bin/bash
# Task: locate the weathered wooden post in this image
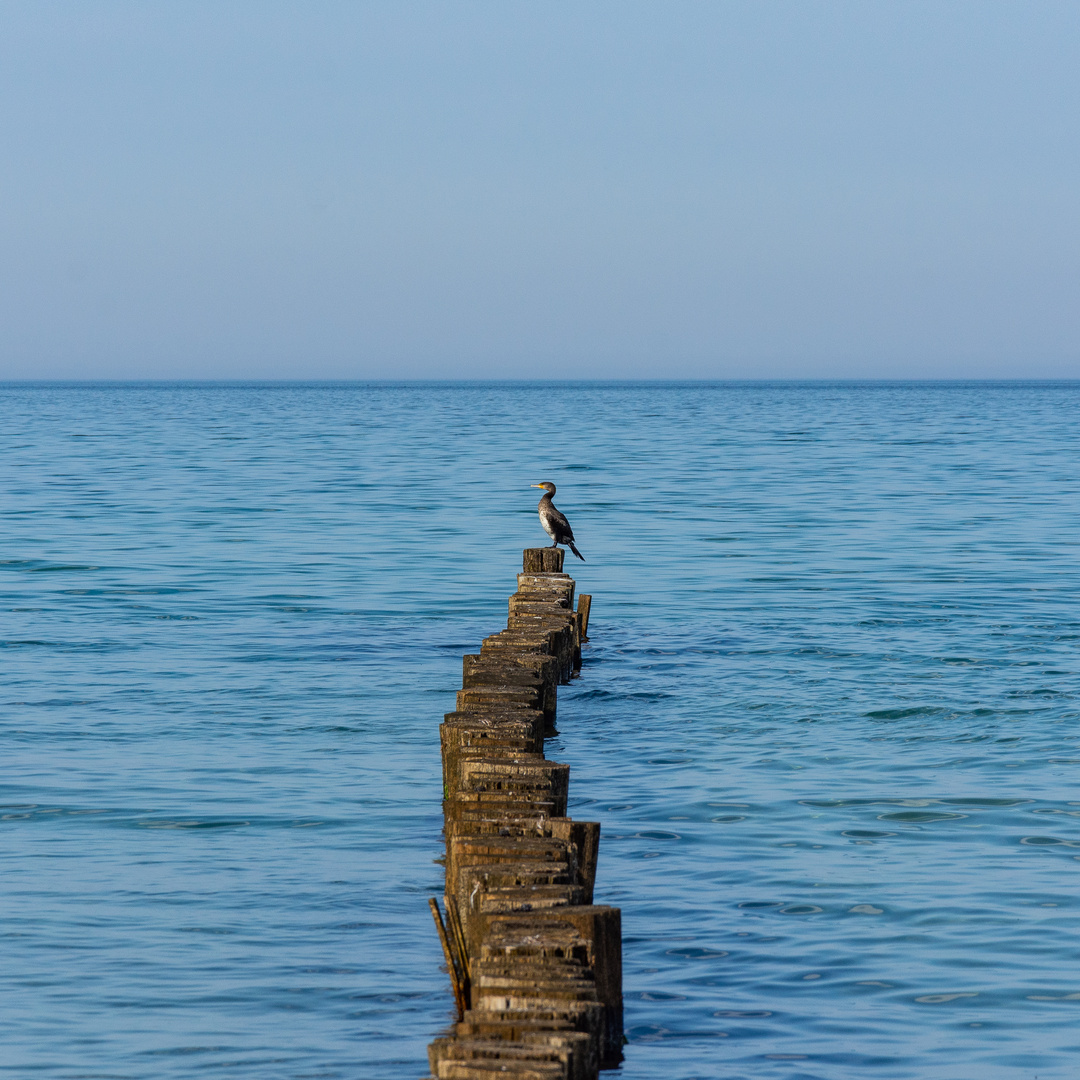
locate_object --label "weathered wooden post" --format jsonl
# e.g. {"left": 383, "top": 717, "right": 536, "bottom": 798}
{"left": 426, "top": 550, "right": 622, "bottom": 1079}
{"left": 523, "top": 547, "right": 565, "bottom": 574}
{"left": 576, "top": 595, "right": 591, "bottom": 641}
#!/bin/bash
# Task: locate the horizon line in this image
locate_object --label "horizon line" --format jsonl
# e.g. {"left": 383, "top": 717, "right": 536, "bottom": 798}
{"left": 3, "top": 376, "right": 1080, "bottom": 386}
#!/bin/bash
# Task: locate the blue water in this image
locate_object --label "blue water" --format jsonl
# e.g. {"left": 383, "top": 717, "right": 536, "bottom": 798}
{"left": 3, "top": 381, "right": 1080, "bottom": 1080}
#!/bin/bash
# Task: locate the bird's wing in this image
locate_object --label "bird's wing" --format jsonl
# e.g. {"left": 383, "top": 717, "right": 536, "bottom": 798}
{"left": 550, "top": 507, "right": 573, "bottom": 538}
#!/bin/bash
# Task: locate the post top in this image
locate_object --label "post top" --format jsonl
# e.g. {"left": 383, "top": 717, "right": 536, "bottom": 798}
{"left": 522, "top": 547, "right": 565, "bottom": 573}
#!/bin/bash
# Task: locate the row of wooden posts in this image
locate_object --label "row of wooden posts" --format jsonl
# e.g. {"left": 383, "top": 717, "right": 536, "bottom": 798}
{"left": 425, "top": 547, "right": 623, "bottom": 1080}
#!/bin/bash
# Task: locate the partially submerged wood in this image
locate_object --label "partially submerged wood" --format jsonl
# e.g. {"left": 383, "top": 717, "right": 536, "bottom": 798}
{"left": 456, "top": 1001, "right": 605, "bottom": 1075}
{"left": 430, "top": 897, "right": 469, "bottom": 1020}
{"left": 452, "top": 870, "right": 580, "bottom": 949}
{"left": 456, "top": 758, "right": 569, "bottom": 814}
{"left": 509, "top": 597, "right": 570, "bottom": 616}
{"left": 442, "top": 742, "right": 546, "bottom": 800}
{"left": 482, "top": 625, "right": 575, "bottom": 678}
{"left": 505, "top": 615, "right": 580, "bottom": 675}
{"left": 442, "top": 708, "right": 544, "bottom": 733}
{"left": 463, "top": 654, "right": 558, "bottom": 728}
{"left": 448, "top": 833, "right": 574, "bottom": 891}
{"left": 444, "top": 793, "right": 560, "bottom": 830}
{"left": 481, "top": 919, "right": 590, "bottom": 966}
{"left": 429, "top": 550, "right": 620, "bottom": 1079}
{"left": 458, "top": 1002, "right": 603, "bottom": 1038}
{"left": 476, "top": 907, "right": 621, "bottom": 1065}
{"left": 476, "top": 884, "right": 585, "bottom": 917}
{"left": 428, "top": 1054, "right": 569, "bottom": 1080}
{"left": 472, "top": 960, "right": 598, "bottom": 1012}
{"left": 456, "top": 684, "right": 544, "bottom": 714}
{"left": 575, "top": 595, "right": 591, "bottom": 642}
{"left": 548, "top": 820, "right": 599, "bottom": 904}
{"left": 516, "top": 579, "right": 576, "bottom": 618}
{"left": 440, "top": 713, "right": 546, "bottom": 781}
{"left": 428, "top": 1033, "right": 590, "bottom": 1080}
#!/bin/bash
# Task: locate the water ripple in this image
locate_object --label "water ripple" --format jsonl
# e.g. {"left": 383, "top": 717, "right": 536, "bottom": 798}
{"left": 5, "top": 380, "right": 1080, "bottom": 1078}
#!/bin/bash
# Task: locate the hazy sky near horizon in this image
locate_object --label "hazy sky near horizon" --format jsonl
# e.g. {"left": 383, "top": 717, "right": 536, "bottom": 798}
{"left": 2, "top": 1, "right": 1079, "bottom": 380}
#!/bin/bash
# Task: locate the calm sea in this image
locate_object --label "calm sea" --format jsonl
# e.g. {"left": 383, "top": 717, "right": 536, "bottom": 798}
{"left": 3, "top": 381, "right": 1079, "bottom": 1080}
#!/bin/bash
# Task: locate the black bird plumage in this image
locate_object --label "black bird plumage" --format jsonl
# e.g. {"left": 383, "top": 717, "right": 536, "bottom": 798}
{"left": 531, "top": 482, "right": 585, "bottom": 561}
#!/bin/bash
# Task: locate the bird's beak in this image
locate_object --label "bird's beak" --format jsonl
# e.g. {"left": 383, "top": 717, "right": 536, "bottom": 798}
{"left": 530, "top": 484, "right": 543, "bottom": 488}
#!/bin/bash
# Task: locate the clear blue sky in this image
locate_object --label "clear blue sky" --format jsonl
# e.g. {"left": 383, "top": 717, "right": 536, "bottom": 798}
{"left": 2, "top": 1, "right": 1078, "bottom": 379}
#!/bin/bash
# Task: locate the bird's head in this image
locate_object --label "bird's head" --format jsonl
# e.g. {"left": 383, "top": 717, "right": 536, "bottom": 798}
{"left": 531, "top": 482, "right": 556, "bottom": 495}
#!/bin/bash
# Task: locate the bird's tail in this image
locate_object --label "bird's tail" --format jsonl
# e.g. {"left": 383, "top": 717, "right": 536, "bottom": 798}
{"left": 568, "top": 540, "right": 585, "bottom": 562}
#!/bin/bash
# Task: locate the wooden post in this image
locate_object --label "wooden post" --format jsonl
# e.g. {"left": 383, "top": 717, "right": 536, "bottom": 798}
{"left": 429, "top": 897, "right": 468, "bottom": 1020}
{"left": 523, "top": 547, "right": 565, "bottom": 574}
{"left": 428, "top": 550, "right": 621, "bottom": 1076}
{"left": 576, "top": 595, "right": 591, "bottom": 641}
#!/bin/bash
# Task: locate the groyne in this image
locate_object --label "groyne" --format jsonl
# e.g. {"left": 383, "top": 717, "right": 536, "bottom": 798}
{"left": 425, "top": 548, "right": 623, "bottom": 1080}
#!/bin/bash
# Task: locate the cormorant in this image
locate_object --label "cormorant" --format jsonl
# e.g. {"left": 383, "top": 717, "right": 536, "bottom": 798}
{"left": 531, "top": 482, "right": 585, "bottom": 561}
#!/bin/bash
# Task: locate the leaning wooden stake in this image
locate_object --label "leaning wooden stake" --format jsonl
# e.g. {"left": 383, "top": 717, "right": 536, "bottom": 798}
{"left": 425, "top": 549, "right": 621, "bottom": 1080}
{"left": 429, "top": 898, "right": 467, "bottom": 1021}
